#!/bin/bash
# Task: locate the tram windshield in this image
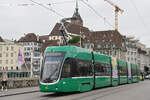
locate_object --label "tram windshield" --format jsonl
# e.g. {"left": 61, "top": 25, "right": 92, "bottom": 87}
{"left": 41, "top": 52, "right": 65, "bottom": 83}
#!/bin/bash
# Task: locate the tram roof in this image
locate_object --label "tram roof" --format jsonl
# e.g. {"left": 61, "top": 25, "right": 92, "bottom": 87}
{"left": 93, "top": 52, "right": 110, "bottom": 64}
{"left": 45, "top": 46, "right": 92, "bottom": 60}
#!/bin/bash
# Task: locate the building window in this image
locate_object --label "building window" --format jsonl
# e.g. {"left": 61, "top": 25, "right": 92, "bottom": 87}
{"left": 11, "top": 67, "right": 13, "bottom": 70}
{"left": 0, "top": 67, "right": 2, "bottom": 70}
{"left": 134, "top": 52, "right": 136, "bottom": 55}
{"left": 105, "top": 44, "right": 109, "bottom": 48}
{"left": 97, "top": 44, "right": 101, "bottom": 49}
{"left": 6, "top": 53, "right": 8, "bottom": 57}
{"left": 0, "top": 60, "right": 2, "bottom": 64}
{"left": 11, "top": 46, "right": 14, "bottom": 51}
{"left": 112, "top": 51, "right": 116, "bottom": 55}
{"left": 135, "top": 58, "right": 136, "bottom": 62}
{"left": 0, "top": 53, "right": 2, "bottom": 57}
{"left": 112, "top": 43, "right": 116, "bottom": 48}
{"left": 34, "top": 47, "right": 37, "bottom": 51}
{"left": 6, "top": 47, "right": 9, "bottom": 51}
{"left": 27, "top": 47, "right": 30, "bottom": 50}
{"left": 91, "top": 44, "right": 94, "bottom": 49}
{"left": 43, "top": 40, "right": 45, "bottom": 43}
{"left": 128, "top": 51, "right": 130, "bottom": 55}
{"left": 0, "top": 46, "right": 2, "bottom": 51}
{"left": 34, "top": 42, "right": 37, "bottom": 45}
{"left": 111, "top": 34, "right": 113, "bottom": 37}
{"left": 128, "top": 58, "right": 130, "bottom": 61}
{"left": 11, "top": 59, "right": 13, "bottom": 64}
{"left": 16, "top": 66, "right": 19, "bottom": 70}
{"left": 87, "top": 45, "right": 90, "bottom": 49}
{"left": 103, "top": 34, "right": 106, "bottom": 38}
{"left": 6, "top": 60, "right": 8, "bottom": 64}
{"left": 6, "top": 67, "right": 8, "bottom": 70}
{"left": 11, "top": 53, "right": 13, "bottom": 57}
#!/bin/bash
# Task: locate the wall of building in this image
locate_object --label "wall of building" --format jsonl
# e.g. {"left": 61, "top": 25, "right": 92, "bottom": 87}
{"left": 19, "top": 42, "right": 42, "bottom": 76}
{"left": 125, "top": 47, "right": 138, "bottom": 64}
{"left": 0, "top": 42, "right": 24, "bottom": 71}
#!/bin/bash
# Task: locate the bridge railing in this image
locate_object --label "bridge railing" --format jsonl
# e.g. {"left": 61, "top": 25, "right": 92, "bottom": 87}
{"left": 0, "top": 71, "right": 40, "bottom": 88}
{"left": 0, "top": 71, "right": 30, "bottom": 78}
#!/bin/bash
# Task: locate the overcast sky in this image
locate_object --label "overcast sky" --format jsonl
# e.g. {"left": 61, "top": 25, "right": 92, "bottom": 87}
{"left": 0, "top": 0, "right": 150, "bottom": 47}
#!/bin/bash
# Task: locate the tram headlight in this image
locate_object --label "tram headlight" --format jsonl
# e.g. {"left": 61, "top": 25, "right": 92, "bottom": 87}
{"left": 53, "top": 80, "right": 57, "bottom": 82}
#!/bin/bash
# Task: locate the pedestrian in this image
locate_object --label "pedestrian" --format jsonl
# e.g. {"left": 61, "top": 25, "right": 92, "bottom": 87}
{"left": 1, "top": 72, "right": 8, "bottom": 91}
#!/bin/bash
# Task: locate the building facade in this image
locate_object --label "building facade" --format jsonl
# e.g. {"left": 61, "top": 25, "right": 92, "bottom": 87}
{"left": 125, "top": 37, "right": 138, "bottom": 64}
{"left": 40, "top": 4, "right": 89, "bottom": 52}
{"left": 0, "top": 41, "right": 24, "bottom": 71}
{"left": 83, "top": 31, "right": 127, "bottom": 60}
{"left": 136, "top": 42, "right": 150, "bottom": 72}
{"left": 39, "top": 2, "right": 127, "bottom": 61}
{"left": 18, "top": 33, "right": 42, "bottom": 76}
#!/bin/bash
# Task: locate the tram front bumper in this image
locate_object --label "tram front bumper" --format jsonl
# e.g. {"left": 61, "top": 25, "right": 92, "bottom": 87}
{"left": 40, "top": 83, "right": 62, "bottom": 92}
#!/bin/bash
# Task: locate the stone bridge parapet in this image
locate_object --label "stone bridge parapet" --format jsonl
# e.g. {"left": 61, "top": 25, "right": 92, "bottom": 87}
{"left": 0, "top": 78, "right": 39, "bottom": 89}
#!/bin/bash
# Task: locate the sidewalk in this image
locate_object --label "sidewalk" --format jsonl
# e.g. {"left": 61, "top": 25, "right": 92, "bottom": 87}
{"left": 0, "top": 87, "right": 39, "bottom": 97}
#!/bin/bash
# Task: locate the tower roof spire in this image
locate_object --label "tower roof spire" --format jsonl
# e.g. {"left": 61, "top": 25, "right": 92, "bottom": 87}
{"left": 71, "top": 0, "right": 83, "bottom": 26}
{"left": 75, "top": 0, "right": 78, "bottom": 13}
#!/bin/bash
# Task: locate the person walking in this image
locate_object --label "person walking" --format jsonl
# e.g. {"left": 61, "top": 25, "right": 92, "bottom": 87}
{"left": 1, "top": 72, "right": 8, "bottom": 91}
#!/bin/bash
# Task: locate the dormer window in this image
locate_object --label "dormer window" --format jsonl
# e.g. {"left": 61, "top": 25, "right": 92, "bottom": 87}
{"left": 103, "top": 34, "right": 106, "bottom": 38}
{"left": 104, "top": 44, "right": 109, "bottom": 48}
{"left": 97, "top": 44, "right": 101, "bottom": 49}
{"left": 112, "top": 43, "right": 116, "bottom": 48}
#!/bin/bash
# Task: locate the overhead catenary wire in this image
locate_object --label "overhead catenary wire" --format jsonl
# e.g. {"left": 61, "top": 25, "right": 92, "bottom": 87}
{"left": 1, "top": 0, "right": 113, "bottom": 29}
{"left": 0, "top": 0, "right": 74, "bottom": 6}
{"left": 29, "top": 0, "right": 64, "bottom": 17}
{"left": 129, "top": 0, "right": 150, "bottom": 34}
{"left": 80, "top": 0, "right": 114, "bottom": 29}
{"left": 47, "top": 0, "right": 74, "bottom": 5}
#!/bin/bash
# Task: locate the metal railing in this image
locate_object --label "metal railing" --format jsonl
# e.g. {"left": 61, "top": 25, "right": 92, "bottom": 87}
{"left": 0, "top": 71, "right": 30, "bottom": 78}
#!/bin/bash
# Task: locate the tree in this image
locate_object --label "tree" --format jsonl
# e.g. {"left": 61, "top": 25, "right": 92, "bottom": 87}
{"left": 68, "top": 36, "right": 80, "bottom": 44}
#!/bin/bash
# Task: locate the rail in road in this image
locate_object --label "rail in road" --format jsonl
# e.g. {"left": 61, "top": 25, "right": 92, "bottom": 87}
{"left": 0, "top": 80, "right": 150, "bottom": 100}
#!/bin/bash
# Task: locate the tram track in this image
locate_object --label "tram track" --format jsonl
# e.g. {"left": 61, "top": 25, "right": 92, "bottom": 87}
{"left": 37, "top": 82, "right": 141, "bottom": 100}
{"left": 0, "top": 81, "right": 147, "bottom": 100}
{"left": 72, "top": 82, "right": 140, "bottom": 100}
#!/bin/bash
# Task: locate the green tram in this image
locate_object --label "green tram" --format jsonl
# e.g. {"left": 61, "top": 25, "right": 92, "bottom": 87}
{"left": 40, "top": 46, "right": 140, "bottom": 92}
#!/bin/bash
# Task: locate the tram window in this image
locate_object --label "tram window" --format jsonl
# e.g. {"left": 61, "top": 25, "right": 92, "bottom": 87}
{"left": 77, "top": 59, "right": 93, "bottom": 77}
{"left": 62, "top": 62, "right": 71, "bottom": 78}
{"left": 95, "top": 63, "right": 111, "bottom": 76}
{"left": 61, "top": 58, "right": 93, "bottom": 78}
{"left": 131, "top": 68, "right": 136, "bottom": 76}
{"left": 119, "top": 66, "right": 127, "bottom": 76}
{"left": 104, "top": 64, "right": 111, "bottom": 76}
{"left": 61, "top": 58, "right": 73, "bottom": 78}
{"left": 95, "top": 63, "right": 105, "bottom": 76}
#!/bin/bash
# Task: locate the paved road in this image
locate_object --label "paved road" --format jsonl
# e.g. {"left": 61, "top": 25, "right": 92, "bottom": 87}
{"left": 1, "top": 80, "right": 150, "bottom": 100}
